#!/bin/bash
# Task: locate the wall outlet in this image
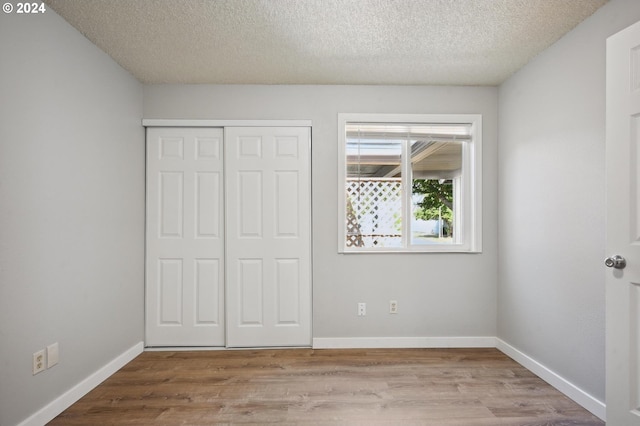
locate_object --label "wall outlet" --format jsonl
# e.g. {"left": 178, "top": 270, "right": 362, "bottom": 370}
{"left": 33, "top": 349, "right": 45, "bottom": 375}
{"left": 357, "top": 302, "right": 366, "bottom": 316}
{"left": 47, "top": 342, "right": 59, "bottom": 368}
{"left": 389, "top": 300, "right": 398, "bottom": 314}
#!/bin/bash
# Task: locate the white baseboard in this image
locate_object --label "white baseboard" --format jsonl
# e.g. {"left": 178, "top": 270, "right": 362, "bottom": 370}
{"left": 312, "top": 336, "right": 497, "bottom": 349}
{"left": 18, "top": 341, "right": 144, "bottom": 426}
{"left": 495, "top": 338, "right": 606, "bottom": 421}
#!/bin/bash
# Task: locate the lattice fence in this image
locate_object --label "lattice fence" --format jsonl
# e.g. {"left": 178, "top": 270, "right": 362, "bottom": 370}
{"left": 346, "top": 178, "right": 402, "bottom": 248}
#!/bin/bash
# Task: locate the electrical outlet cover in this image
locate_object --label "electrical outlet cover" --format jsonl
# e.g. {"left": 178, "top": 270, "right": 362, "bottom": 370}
{"left": 33, "top": 349, "right": 45, "bottom": 375}
{"left": 358, "top": 302, "right": 366, "bottom": 316}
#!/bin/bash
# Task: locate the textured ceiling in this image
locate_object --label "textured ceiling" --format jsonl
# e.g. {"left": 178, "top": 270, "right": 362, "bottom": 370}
{"left": 44, "top": 0, "right": 607, "bottom": 86}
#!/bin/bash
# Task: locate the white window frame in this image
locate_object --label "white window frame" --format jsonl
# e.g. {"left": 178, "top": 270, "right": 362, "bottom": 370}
{"left": 338, "top": 113, "right": 482, "bottom": 253}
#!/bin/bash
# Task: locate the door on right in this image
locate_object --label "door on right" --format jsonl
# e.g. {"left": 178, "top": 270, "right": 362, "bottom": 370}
{"left": 606, "top": 18, "right": 640, "bottom": 426}
{"left": 224, "top": 126, "right": 312, "bottom": 348}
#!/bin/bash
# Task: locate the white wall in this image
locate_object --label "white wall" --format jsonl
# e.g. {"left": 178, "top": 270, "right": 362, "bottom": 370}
{"left": 498, "top": 0, "right": 640, "bottom": 404}
{"left": 144, "top": 84, "right": 498, "bottom": 341}
{"left": 0, "top": 9, "right": 144, "bottom": 426}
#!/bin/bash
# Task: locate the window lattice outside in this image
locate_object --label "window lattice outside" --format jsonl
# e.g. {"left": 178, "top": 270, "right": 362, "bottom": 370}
{"left": 346, "top": 178, "right": 402, "bottom": 248}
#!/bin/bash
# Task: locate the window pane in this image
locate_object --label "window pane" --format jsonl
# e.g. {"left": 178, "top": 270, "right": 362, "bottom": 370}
{"left": 339, "top": 114, "right": 481, "bottom": 253}
{"left": 410, "top": 140, "right": 462, "bottom": 245}
{"left": 346, "top": 128, "right": 402, "bottom": 248}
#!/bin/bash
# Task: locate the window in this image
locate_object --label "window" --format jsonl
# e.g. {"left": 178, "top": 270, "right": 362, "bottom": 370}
{"left": 338, "top": 113, "right": 482, "bottom": 253}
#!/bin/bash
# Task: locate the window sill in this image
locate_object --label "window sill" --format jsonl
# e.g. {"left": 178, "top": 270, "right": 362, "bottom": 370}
{"left": 339, "top": 246, "right": 482, "bottom": 254}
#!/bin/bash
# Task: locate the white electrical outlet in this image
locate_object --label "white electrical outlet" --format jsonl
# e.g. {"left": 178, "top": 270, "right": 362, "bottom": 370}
{"left": 47, "top": 342, "right": 59, "bottom": 368}
{"left": 357, "top": 302, "right": 366, "bottom": 316}
{"left": 390, "top": 300, "right": 398, "bottom": 314}
{"left": 33, "top": 349, "right": 45, "bottom": 375}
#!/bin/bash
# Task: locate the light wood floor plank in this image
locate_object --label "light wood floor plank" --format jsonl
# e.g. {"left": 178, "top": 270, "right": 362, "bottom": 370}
{"left": 49, "top": 348, "right": 603, "bottom": 425}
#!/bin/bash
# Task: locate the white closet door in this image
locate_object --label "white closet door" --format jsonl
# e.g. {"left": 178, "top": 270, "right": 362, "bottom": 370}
{"left": 146, "top": 127, "right": 225, "bottom": 346}
{"left": 225, "top": 127, "right": 311, "bottom": 347}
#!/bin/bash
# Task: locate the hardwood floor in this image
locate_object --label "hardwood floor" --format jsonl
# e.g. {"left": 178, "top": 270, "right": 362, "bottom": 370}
{"left": 49, "top": 348, "right": 603, "bottom": 425}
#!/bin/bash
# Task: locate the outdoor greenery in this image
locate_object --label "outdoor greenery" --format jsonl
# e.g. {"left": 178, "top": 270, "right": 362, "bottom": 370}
{"left": 412, "top": 179, "right": 453, "bottom": 235}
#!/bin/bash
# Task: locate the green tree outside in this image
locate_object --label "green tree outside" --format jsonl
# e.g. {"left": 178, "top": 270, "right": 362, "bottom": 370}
{"left": 412, "top": 179, "right": 453, "bottom": 236}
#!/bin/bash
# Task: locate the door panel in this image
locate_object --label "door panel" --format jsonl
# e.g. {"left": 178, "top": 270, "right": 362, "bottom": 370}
{"left": 276, "top": 259, "right": 300, "bottom": 324}
{"left": 238, "top": 259, "right": 264, "bottom": 325}
{"left": 238, "top": 171, "right": 263, "bottom": 237}
{"left": 195, "top": 259, "right": 220, "bottom": 324}
{"left": 159, "top": 172, "right": 183, "bottom": 237}
{"left": 225, "top": 127, "right": 311, "bottom": 347}
{"left": 158, "top": 259, "right": 182, "bottom": 323}
{"left": 146, "top": 127, "right": 225, "bottom": 346}
{"left": 606, "top": 19, "right": 640, "bottom": 426}
{"left": 275, "top": 171, "right": 300, "bottom": 236}
{"left": 195, "top": 172, "right": 221, "bottom": 238}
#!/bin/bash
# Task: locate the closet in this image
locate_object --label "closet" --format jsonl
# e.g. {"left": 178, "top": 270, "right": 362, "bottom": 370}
{"left": 145, "top": 124, "right": 311, "bottom": 348}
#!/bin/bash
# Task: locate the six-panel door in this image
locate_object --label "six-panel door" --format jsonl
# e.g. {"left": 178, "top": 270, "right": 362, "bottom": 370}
{"left": 224, "top": 127, "right": 311, "bottom": 347}
{"left": 146, "top": 127, "right": 225, "bottom": 346}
